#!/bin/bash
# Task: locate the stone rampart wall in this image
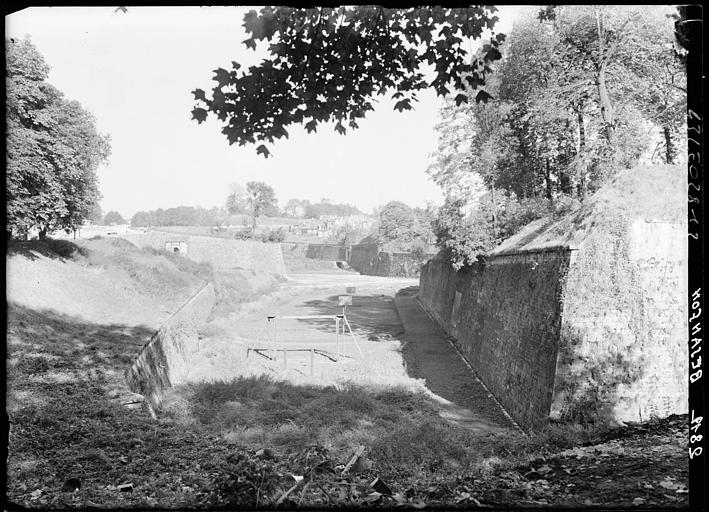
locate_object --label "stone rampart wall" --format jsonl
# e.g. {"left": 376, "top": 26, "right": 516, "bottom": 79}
{"left": 349, "top": 244, "right": 433, "bottom": 278}
{"left": 125, "top": 282, "right": 216, "bottom": 409}
{"left": 419, "top": 220, "right": 688, "bottom": 429}
{"left": 551, "top": 220, "right": 688, "bottom": 424}
{"left": 121, "top": 233, "right": 286, "bottom": 274}
{"left": 419, "top": 249, "right": 571, "bottom": 429}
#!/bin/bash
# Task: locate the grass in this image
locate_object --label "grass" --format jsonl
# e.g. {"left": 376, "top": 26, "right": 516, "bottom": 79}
{"left": 6, "top": 298, "right": 686, "bottom": 508}
{"left": 161, "top": 374, "right": 617, "bottom": 486}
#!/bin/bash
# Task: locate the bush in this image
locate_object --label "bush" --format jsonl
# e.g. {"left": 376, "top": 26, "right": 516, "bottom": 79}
{"left": 433, "top": 192, "right": 555, "bottom": 269}
{"left": 233, "top": 229, "right": 253, "bottom": 240}
{"left": 262, "top": 227, "right": 286, "bottom": 243}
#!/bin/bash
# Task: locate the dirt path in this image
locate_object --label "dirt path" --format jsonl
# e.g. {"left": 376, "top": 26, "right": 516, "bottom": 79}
{"left": 394, "top": 287, "right": 516, "bottom": 432}
{"left": 189, "top": 272, "right": 515, "bottom": 433}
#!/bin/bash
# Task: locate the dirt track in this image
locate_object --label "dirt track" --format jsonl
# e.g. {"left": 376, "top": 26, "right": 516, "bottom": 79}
{"left": 190, "top": 271, "right": 514, "bottom": 432}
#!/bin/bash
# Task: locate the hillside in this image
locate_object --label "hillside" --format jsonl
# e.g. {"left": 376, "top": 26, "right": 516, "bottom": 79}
{"left": 7, "top": 238, "right": 208, "bottom": 328}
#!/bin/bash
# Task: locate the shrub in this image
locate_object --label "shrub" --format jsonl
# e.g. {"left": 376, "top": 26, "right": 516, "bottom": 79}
{"left": 233, "top": 229, "right": 253, "bottom": 240}
{"left": 263, "top": 227, "right": 286, "bottom": 243}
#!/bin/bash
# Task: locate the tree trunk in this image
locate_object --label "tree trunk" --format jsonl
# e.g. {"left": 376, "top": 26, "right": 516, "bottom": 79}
{"left": 576, "top": 110, "right": 588, "bottom": 200}
{"left": 38, "top": 228, "right": 47, "bottom": 241}
{"left": 664, "top": 126, "right": 674, "bottom": 164}
{"left": 544, "top": 158, "right": 553, "bottom": 201}
{"left": 596, "top": 65, "right": 614, "bottom": 141}
{"left": 490, "top": 183, "right": 497, "bottom": 240}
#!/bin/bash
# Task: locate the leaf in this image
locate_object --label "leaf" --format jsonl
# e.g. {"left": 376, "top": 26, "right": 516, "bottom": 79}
{"left": 334, "top": 122, "right": 346, "bottom": 135}
{"left": 484, "top": 47, "right": 502, "bottom": 62}
{"left": 191, "top": 108, "right": 208, "bottom": 123}
{"left": 393, "top": 99, "right": 412, "bottom": 112}
{"left": 454, "top": 93, "right": 468, "bottom": 106}
{"left": 256, "top": 145, "right": 270, "bottom": 158}
{"left": 212, "top": 68, "right": 231, "bottom": 88}
{"left": 243, "top": 38, "right": 257, "bottom": 51}
{"left": 192, "top": 88, "right": 206, "bottom": 102}
{"left": 475, "top": 90, "right": 493, "bottom": 103}
{"left": 304, "top": 120, "right": 318, "bottom": 133}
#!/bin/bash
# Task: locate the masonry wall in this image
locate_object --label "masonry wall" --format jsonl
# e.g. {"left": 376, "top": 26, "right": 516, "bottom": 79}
{"left": 419, "top": 250, "right": 571, "bottom": 430}
{"left": 125, "top": 282, "right": 216, "bottom": 409}
{"left": 122, "top": 233, "right": 286, "bottom": 275}
{"left": 551, "top": 220, "right": 688, "bottom": 424}
{"left": 349, "top": 244, "right": 433, "bottom": 278}
{"left": 419, "top": 219, "right": 688, "bottom": 429}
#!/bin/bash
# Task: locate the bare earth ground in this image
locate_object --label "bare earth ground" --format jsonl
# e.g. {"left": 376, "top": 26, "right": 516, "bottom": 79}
{"left": 5, "top": 245, "right": 690, "bottom": 508}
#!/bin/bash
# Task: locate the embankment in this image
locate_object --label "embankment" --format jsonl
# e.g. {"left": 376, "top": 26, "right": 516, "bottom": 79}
{"left": 122, "top": 232, "right": 286, "bottom": 275}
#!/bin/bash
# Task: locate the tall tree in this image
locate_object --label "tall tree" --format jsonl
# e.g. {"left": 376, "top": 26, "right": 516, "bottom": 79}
{"left": 378, "top": 201, "right": 415, "bottom": 243}
{"left": 6, "top": 36, "right": 110, "bottom": 239}
{"left": 225, "top": 182, "right": 249, "bottom": 214}
{"left": 246, "top": 181, "right": 277, "bottom": 234}
{"left": 191, "top": 6, "right": 505, "bottom": 157}
{"left": 104, "top": 211, "right": 125, "bottom": 225}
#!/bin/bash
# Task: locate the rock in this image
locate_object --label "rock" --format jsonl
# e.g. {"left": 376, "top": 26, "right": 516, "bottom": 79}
{"left": 117, "top": 483, "right": 134, "bottom": 492}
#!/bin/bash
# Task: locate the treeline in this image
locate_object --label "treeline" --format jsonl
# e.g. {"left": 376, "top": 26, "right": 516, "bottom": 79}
{"left": 131, "top": 206, "right": 224, "bottom": 227}
{"left": 428, "top": 5, "right": 687, "bottom": 268}
{"left": 282, "top": 198, "right": 362, "bottom": 219}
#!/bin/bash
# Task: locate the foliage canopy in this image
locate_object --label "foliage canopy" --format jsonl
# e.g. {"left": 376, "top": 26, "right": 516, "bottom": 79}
{"left": 428, "top": 5, "right": 686, "bottom": 268}
{"left": 191, "top": 6, "right": 505, "bottom": 157}
{"left": 6, "top": 36, "right": 111, "bottom": 239}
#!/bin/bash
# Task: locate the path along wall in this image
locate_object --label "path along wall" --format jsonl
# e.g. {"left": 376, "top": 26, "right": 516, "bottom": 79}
{"left": 122, "top": 232, "right": 286, "bottom": 275}
{"left": 419, "top": 249, "right": 571, "bottom": 429}
{"left": 125, "top": 282, "right": 216, "bottom": 409}
{"left": 419, "top": 220, "right": 687, "bottom": 430}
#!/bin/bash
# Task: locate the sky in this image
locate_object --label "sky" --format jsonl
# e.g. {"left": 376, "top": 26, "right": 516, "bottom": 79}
{"left": 5, "top": 6, "right": 528, "bottom": 218}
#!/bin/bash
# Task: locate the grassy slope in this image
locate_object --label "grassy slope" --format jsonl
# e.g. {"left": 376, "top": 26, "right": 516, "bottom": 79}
{"left": 492, "top": 164, "right": 686, "bottom": 254}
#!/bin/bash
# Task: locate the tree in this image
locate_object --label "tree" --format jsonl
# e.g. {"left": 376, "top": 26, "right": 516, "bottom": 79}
{"left": 378, "top": 201, "right": 415, "bottom": 243}
{"left": 304, "top": 200, "right": 360, "bottom": 218}
{"left": 283, "top": 198, "right": 310, "bottom": 218}
{"left": 428, "top": 5, "right": 683, "bottom": 269}
{"left": 246, "top": 181, "right": 277, "bottom": 233}
{"left": 88, "top": 203, "right": 103, "bottom": 224}
{"left": 104, "top": 211, "right": 125, "bottom": 225}
{"left": 6, "top": 36, "right": 111, "bottom": 239}
{"left": 225, "top": 182, "right": 249, "bottom": 214}
{"left": 191, "top": 6, "right": 505, "bottom": 157}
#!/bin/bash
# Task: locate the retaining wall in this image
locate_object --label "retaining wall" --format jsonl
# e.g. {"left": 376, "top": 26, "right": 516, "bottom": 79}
{"left": 122, "top": 232, "right": 286, "bottom": 274}
{"left": 349, "top": 243, "right": 434, "bottom": 278}
{"left": 280, "top": 242, "right": 347, "bottom": 261}
{"left": 418, "top": 219, "right": 688, "bottom": 430}
{"left": 551, "top": 219, "right": 688, "bottom": 424}
{"left": 419, "top": 249, "right": 571, "bottom": 429}
{"left": 125, "top": 282, "right": 216, "bottom": 409}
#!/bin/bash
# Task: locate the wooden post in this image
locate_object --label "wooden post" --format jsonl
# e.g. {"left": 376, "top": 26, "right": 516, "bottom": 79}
{"left": 283, "top": 349, "right": 287, "bottom": 370}
{"left": 310, "top": 348, "right": 314, "bottom": 376}
{"left": 335, "top": 317, "right": 340, "bottom": 362}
